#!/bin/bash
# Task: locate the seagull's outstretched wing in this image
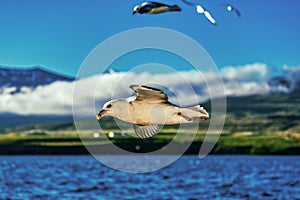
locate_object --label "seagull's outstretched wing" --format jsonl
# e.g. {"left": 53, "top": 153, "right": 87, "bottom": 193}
{"left": 130, "top": 85, "right": 170, "bottom": 104}
{"left": 139, "top": 2, "right": 168, "bottom": 13}
{"left": 233, "top": 8, "right": 241, "bottom": 17}
{"left": 133, "top": 124, "right": 160, "bottom": 139}
{"left": 144, "top": 2, "right": 169, "bottom": 7}
{"left": 181, "top": 0, "right": 195, "bottom": 6}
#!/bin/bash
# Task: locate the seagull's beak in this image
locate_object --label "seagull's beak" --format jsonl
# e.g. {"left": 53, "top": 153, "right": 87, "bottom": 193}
{"left": 132, "top": 11, "right": 137, "bottom": 15}
{"left": 96, "top": 110, "right": 107, "bottom": 120}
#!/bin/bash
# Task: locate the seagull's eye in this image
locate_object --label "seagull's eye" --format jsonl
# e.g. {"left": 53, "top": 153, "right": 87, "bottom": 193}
{"left": 106, "top": 104, "right": 112, "bottom": 109}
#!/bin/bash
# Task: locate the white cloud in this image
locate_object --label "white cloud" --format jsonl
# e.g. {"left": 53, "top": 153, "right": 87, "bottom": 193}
{"left": 0, "top": 63, "right": 279, "bottom": 115}
{"left": 221, "top": 63, "right": 269, "bottom": 81}
{"left": 0, "top": 81, "right": 74, "bottom": 115}
{"left": 283, "top": 65, "right": 300, "bottom": 73}
{"left": 283, "top": 65, "right": 300, "bottom": 84}
{"left": 282, "top": 64, "right": 300, "bottom": 91}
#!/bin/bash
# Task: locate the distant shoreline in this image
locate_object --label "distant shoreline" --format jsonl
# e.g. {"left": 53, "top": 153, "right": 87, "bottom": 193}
{"left": 1, "top": 142, "right": 299, "bottom": 155}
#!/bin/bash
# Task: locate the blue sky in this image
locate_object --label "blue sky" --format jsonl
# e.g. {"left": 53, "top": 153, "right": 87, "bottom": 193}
{"left": 0, "top": 0, "right": 299, "bottom": 76}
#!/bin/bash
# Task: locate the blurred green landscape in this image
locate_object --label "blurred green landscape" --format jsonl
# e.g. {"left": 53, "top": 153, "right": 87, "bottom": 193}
{"left": 0, "top": 93, "right": 299, "bottom": 155}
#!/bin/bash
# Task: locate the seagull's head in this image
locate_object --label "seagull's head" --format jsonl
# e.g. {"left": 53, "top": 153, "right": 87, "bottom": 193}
{"left": 196, "top": 5, "right": 205, "bottom": 14}
{"left": 96, "top": 100, "right": 127, "bottom": 120}
{"left": 96, "top": 101, "right": 113, "bottom": 120}
{"left": 132, "top": 5, "right": 140, "bottom": 15}
{"left": 227, "top": 5, "right": 233, "bottom": 11}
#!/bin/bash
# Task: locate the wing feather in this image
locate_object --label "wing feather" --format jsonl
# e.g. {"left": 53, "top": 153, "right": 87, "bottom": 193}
{"left": 147, "top": 2, "right": 169, "bottom": 7}
{"left": 133, "top": 124, "right": 160, "bottom": 139}
{"left": 130, "top": 85, "right": 170, "bottom": 104}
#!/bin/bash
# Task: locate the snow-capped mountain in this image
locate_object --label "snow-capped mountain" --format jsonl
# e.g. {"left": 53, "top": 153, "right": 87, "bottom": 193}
{"left": 268, "top": 76, "right": 300, "bottom": 93}
{"left": 0, "top": 66, "right": 75, "bottom": 94}
{"left": 103, "top": 68, "right": 119, "bottom": 74}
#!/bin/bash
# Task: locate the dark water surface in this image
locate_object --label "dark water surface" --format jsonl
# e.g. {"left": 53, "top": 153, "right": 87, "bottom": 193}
{"left": 1, "top": 155, "right": 299, "bottom": 199}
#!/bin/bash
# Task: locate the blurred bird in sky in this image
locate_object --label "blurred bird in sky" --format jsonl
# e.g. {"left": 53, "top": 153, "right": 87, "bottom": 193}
{"left": 96, "top": 85, "right": 209, "bottom": 139}
{"left": 181, "top": 0, "right": 217, "bottom": 25}
{"left": 133, "top": 2, "right": 182, "bottom": 15}
{"left": 221, "top": 3, "right": 241, "bottom": 17}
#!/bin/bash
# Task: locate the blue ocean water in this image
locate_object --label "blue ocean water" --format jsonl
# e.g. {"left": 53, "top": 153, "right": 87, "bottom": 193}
{"left": 0, "top": 155, "right": 299, "bottom": 199}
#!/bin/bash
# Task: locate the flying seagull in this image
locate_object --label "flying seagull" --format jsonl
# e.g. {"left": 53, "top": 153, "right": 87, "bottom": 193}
{"left": 181, "top": 0, "right": 217, "bottom": 25}
{"left": 221, "top": 3, "right": 241, "bottom": 17}
{"left": 133, "top": 2, "right": 181, "bottom": 15}
{"left": 96, "top": 85, "right": 209, "bottom": 139}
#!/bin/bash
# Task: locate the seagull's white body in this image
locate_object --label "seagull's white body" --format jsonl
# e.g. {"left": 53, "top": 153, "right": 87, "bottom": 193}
{"left": 196, "top": 5, "right": 217, "bottom": 25}
{"left": 181, "top": 0, "right": 217, "bottom": 25}
{"left": 103, "top": 98, "right": 206, "bottom": 125}
{"left": 97, "top": 85, "right": 209, "bottom": 139}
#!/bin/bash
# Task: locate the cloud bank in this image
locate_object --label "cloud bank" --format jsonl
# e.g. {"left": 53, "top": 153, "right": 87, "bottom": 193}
{"left": 1, "top": 63, "right": 299, "bottom": 115}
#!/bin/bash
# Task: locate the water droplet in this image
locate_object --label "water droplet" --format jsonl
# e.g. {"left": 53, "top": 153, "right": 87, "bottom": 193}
{"left": 135, "top": 145, "right": 141, "bottom": 150}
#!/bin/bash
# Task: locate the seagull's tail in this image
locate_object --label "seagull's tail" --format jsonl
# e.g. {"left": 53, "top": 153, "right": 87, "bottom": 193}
{"left": 170, "top": 5, "right": 182, "bottom": 12}
{"left": 178, "top": 105, "right": 210, "bottom": 122}
{"left": 187, "top": 105, "right": 209, "bottom": 120}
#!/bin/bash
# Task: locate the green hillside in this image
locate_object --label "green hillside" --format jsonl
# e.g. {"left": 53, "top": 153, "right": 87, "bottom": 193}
{"left": 0, "top": 93, "right": 299, "bottom": 155}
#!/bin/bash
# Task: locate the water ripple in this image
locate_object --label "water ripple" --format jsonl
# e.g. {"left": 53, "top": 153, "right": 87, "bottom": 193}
{"left": 0, "top": 155, "right": 299, "bottom": 199}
